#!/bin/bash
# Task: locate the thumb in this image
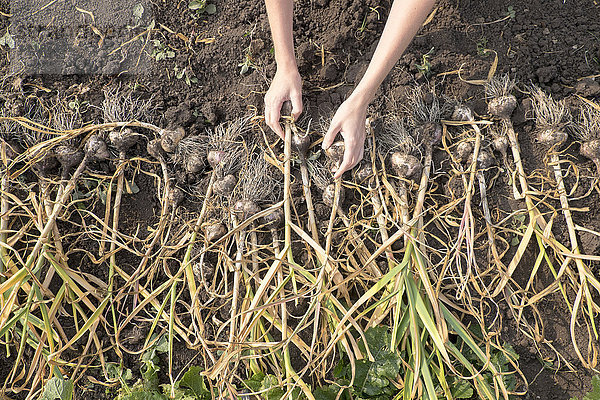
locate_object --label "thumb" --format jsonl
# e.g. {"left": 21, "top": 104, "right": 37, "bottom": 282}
{"left": 322, "top": 120, "right": 340, "bottom": 150}
{"left": 291, "top": 92, "right": 303, "bottom": 121}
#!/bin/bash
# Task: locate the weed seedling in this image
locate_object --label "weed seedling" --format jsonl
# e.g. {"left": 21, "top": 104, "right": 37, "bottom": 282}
{"left": 150, "top": 40, "right": 175, "bottom": 61}
{"left": 174, "top": 65, "right": 198, "bottom": 86}
{"left": 188, "top": 0, "right": 216, "bottom": 16}
{"left": 416, "top": 47, "right": 434, "bottom": 78}
{"left": 477, "top": 37, "right": 490, "bottom": 57}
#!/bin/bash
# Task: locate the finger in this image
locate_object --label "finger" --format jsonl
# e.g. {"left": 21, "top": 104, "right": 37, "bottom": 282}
{"left": 266, "top": 102, "right": 285, "bottom": 139}
{"left": 291, "top": 92, "right": 303, "bottom": 121}
{"left": 322, "top": 121, "right": 340, "bottom": 150}
{"left": 334, "top": 139, "right": 363, "bottom": 180}
{"left": 333, "top": 153, "right": 354, "bottom": 180}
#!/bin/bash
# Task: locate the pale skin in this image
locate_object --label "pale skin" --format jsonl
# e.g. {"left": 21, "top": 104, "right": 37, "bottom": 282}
{"left": 264, "top": 0, "right": 436, "bottom": 179}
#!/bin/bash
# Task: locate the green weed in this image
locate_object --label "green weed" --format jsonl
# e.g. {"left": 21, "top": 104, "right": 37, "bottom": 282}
{"left": 416, "top": 48, "right": 435, "bottom": 78}
{"left": 174, "top": 65, "right": 199, "bottom": 86}
{"left": 39, "top": 376, "right": 74, "bottom": 400}
{"left": 151, "top": 40, "right": 175, "bottom": 62}
{"left": 112, "top": 336, "right": 211, "bottom": 400}
{"left": 477, "top": 37, "right": 491, "bottom": 57}
{"left": 505, "top": 6, "right": 516, "bottom": 20}
{"left": 571, "top": 376, "right": 600, "bottom": 400}
{"left": 188, "top": 0, "right": 216, "bottom": 16}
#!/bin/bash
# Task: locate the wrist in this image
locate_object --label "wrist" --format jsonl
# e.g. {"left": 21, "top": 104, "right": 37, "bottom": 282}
{"left": 348, "top": 86, "right": 374, "bottom": 109}
{"left": 275, "top": 56, "right": 298, "bottom": 75}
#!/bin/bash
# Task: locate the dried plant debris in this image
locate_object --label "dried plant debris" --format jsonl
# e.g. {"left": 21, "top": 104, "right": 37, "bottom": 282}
{"left": 485, "top": 74, "right": 518, "bottom": 120}
{"left": 404, "top": 84, "right": 446, "bottom": 127}
{"left": 208, "top": 117, "right": 254, "bottom": 178}
{"left": 102, "top": 87, "right": 153, "bottom": 123}
{"left": 172, "top": 135, "right": 209, "bottom": 174}
{"left": 572, "top": 101, "right": 600, "bottom": 174}
{"left": 232, "top": 153, "right": 282, "bottom": 211}
{"left": 529, "top": 85, "right": 572, "bottom": 147}
{"left": 379, "top": 116, "right": 418, "bottom": 158}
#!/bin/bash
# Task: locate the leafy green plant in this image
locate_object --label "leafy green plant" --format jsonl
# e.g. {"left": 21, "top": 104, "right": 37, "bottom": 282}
{"left": 188, "top": 0, "right": 216, "bottom": 15}
{"left": 151, "top": 40, "right": 175, "bottom": 62}
{"left": 38, "top": 376, "right": 74, "bottom": 400}
{"left": 477, "top": 37, "right": 490, "bottom": 57}
{"left": 571, "top": 376, "right": 600, "bottom": 400}
{"left": 0, "top": 30, "right": 15, "bottom": 49}
{"left": 416, "top": 48, "right": 434, "bottom": 78}
{"left": 127, "top": 3, "right": 145, "bottom": 29}
{"left": 174, "top": 65, "right": 199, "bottom": 86}
{"left": 343, "top": 327, "right": 401, "bottom": 398}
{"left": 510, "top": 213, "right": 527, "bottom": 246}
{"left": 327, "top": 323, "right": 519, "bottom": 400}
{"left": 112, "top": 336, "right": 211, "bottom": 400}
{"left": 243, "top": 372, "right": 304, "bottom": 399}
{"left": 238, "top": 31, "right": 257, "bottom": 75}
{"left": 504, "top": 6, "right": 516, "bottom": 20}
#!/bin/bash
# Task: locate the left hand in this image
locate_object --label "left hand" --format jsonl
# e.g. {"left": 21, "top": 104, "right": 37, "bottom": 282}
{"left": 322, "top": 96, "right": 367, "bottom": 180}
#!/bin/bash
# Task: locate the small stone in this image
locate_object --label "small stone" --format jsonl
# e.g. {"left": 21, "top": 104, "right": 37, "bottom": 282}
{"left": 575, "top": 78, "right": 600, "bottom": 97}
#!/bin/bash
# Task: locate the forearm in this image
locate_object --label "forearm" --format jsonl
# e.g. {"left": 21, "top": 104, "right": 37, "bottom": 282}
{"left": 352, "top": 0, "right": 435, "bottom": 105}
{"left": 265, "top": 0, "right": 297, "bottom": 71}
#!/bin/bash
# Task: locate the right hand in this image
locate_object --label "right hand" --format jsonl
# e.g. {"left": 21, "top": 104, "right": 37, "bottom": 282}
{"left": 264, "top": 67, "right": 303, "bottom": 139}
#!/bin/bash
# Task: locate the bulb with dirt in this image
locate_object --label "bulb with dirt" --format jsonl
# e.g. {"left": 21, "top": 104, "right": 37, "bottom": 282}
{"left": 109, "top": 128, "right": 139, "bottom": 154}
{"left": 262, "top": 208, "right": 284, "bottom": 229}
{"left": 85, "top": 134, "right": 110, "bottom": 161}
{"left": 213, "top": 174, "right": 237, "bottom": 196}
{"left": 322, "top": 182, "right": 345, "bottom": 208}
{"left": 233, "top": 199, "right": 261, "bottom": 221}
{"left": 204, "top": 221, "right": 227, "bottom": 243}
{"left": 54, "top": 144, "right": 84, "bottom": 173}
{"left": 160, "top": 127, "right": 186, "bottom": 153}
{"left": 325, "top": 141, "right": 345, "bottom": 173}
{"left": 292, "top": 131, "right": 311, "bottom": 157}
{"left": 389, "top": 152, "right": 422, "bottom": 181}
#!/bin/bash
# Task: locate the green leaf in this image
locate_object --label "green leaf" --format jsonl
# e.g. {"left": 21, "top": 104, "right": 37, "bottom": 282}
{"left": 133, "top": 3, "right": 144, "bottom": 20}
{"left": 38, "top": 376, "right": 74, "bottom": 400}
{"left": 332, "top": 357, "right": 346, "bottom": 379}
{"left": 313, "top": 385, "right": 341, "bottom": 400}
{"left": 261, "top": 375, "right": 285, "bottom": 400}
{"left": 243, "top": 372, "right": 265, "bottom": 392}
{"left": 155, "top": 335, "right": 169, "bottom": 353}
{"left": 355, "top": 352, "right": 402, "bottom": 397}
{"left": 358, "top": 326, "right": 391, "bottom": 355}
{"left": 0, "top": 31, "right": 15, "bottom": 49}
{"left": 581, "top": 375, "right": 600, "bottom": 400}
{"left": 119, "top": 391, "right": 167, "bottom": 400}
{"left": 178, "top": 366, "right": 209, "bottom": 399}
{"left": 127, "top": 179, "right": 140, "bottom": 194}
{"left": 107, "top": 362, "right": 133, "bottom": 382}
{"left": 188, "top": 0, "right": 206, "bottom": 10}
{"left": 205, "top": 4, "right": 216, "bottom": 14}
{"left": 242, "top": 373, "right": 288, "bottom": 400}
{"left": 451, "top": 379, "right": 474, "bottom": 399}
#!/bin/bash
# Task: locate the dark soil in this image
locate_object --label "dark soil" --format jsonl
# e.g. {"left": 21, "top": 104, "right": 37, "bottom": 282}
{"left": 1, "top": 0, "right": 600, "bottom": 399}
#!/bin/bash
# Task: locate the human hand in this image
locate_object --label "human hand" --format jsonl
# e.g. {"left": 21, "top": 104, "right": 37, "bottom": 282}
{"left": 264, "top": 67, "right": 303, "bottom": 139}
{"left": 322, "top": 96, "right": 367, "bottom": 180}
